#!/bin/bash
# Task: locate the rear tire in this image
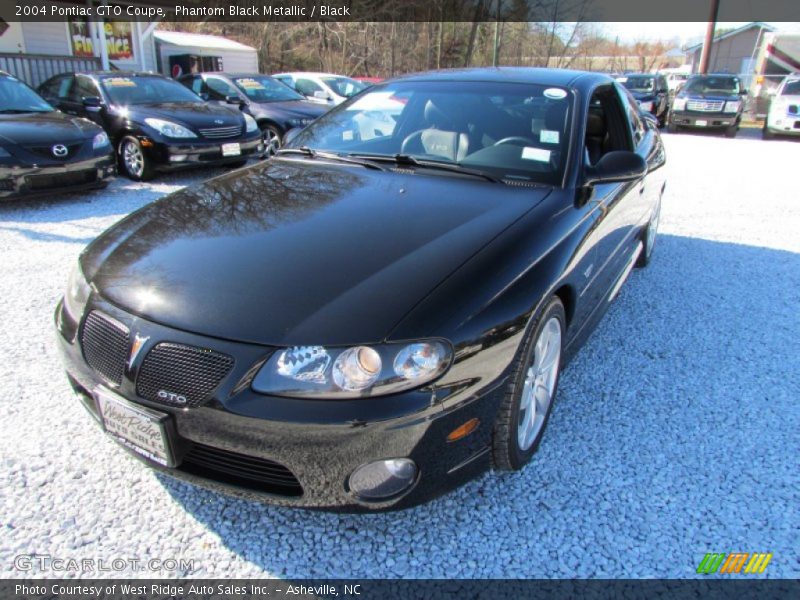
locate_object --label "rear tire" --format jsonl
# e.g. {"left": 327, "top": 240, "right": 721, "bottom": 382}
{"left": 762, "top": 123, "right": 775, "bottom": 140}
{"left": 492, "top": 297, "right": 565, "bottom": 471}
{"left": 637, "top": 196, "right": 661, "bottom": 268}
{"left": 724, "top": 124, "right": 738, "bottom": 138}
{"left": 118, "top": 136, "right": 154, "bottom": 181}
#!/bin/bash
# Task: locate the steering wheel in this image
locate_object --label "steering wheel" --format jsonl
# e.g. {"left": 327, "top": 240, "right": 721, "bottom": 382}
{"left": 493, "top": 136, "right": 536, "bottom": 146}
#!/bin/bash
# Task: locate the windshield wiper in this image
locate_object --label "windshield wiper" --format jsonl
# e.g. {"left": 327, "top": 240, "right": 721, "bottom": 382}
{"left": 275, "top": 147, "right": 387, "bottom": 171}
{"left": 0, "top": 109, "right": 50, "bottom": 114}
{"left": 348, "top": 153, "right": 503, "bottom": 183}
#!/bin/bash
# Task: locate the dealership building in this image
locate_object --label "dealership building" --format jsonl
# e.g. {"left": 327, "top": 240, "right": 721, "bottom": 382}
{"left": 0, "top": 2, "right": 257, "bottom": 87}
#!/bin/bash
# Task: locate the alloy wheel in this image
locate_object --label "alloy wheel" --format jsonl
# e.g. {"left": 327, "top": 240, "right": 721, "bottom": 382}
{"left": 262, "top": 128, "right": 281, "bottom": 157}
{"left": 517, "top": 316, "right": 562, "bottom": 451}
{"left": 122, "top": 141, "right": 144, "bottom": 178}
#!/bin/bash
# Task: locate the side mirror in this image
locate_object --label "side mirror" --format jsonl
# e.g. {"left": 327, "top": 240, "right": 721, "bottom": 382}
{"left": 82, "top": 96, "right": 103, "bottom": 112}
{"left": 225, "top": 95, "right": 243, "bottom": 106}
{"left": 584, "top": 151, "right": 647, "bottom": 186}
{"left": 199, "top": 92, "right": 210, "bottom": 101}
{"left": 313, "top": 90, "right": 330, "bottom": 100}
{"left": 739, "top": 89, "right": 748, "bottom": 96}
{"left": 283, "top": 127, "right": 302, "bottom": 146}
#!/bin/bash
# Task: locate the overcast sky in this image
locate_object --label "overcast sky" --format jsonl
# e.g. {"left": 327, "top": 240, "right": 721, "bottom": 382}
{"left": 601, "top": 21, "right": 800, "bottom": 44}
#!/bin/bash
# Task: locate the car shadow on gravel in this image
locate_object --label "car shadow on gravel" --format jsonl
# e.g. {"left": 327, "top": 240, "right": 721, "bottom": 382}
{"left": 158, "top": 233, "right": 799, "bottom": 578}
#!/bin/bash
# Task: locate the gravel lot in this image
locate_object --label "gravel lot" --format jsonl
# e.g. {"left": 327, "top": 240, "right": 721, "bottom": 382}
{"left": 1, "top": 131, "right": 798, "bottom": 579}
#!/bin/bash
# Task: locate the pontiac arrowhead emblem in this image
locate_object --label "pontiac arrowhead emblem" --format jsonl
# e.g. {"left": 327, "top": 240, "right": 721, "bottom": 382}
{"left": 128, "top": 333, "right": 150, "bottom": 367}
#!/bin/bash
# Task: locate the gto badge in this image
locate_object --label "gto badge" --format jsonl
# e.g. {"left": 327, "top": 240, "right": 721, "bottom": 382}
{"left": 52, "top": 144, "right": 68, "bottom": 157}
{"left": 158, "top": 390, "right": 188, "bottom": 405}
{"left": 128, "top": 333, "right": 149, "bottom": 367}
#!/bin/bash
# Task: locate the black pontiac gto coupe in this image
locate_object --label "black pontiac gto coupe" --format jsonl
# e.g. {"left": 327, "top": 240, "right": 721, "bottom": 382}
{"left": 56, "top": 68, "right": 666, "bottom": 511}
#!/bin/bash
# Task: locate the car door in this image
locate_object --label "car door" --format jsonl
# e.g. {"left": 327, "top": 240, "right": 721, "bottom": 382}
{"left": 66, "top": 75, "right": 104, "bottom": 124}
{"left": 581, "top": 84, "right": 648, "bottom": 303}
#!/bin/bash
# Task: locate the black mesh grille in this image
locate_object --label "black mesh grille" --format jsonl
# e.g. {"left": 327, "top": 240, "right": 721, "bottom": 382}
{"left": 81, "top": 311, "right": 130, "bottom": 385}
{"left": 180, "top": 442, "right": 302, "bottom": 497}
{"left": 136, "top": 343, "right": 233, "bottom": 407}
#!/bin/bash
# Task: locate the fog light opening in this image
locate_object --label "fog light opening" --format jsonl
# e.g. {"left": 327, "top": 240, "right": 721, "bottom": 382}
{"left": 170, "top": 154, "right": 188, "bottom": 162}
{"left": 447, "top": 418, "right": 480, "bottom": 442}
{"left": 348, "top": 458, "right": 418, "bottom": 501}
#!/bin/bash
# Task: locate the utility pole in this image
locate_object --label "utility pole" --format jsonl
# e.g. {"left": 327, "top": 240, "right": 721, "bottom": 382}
{"left": 492, "top": 0, "right": 500, "bottom": 66}
{"left": 698, "top": 0, "right": 721, "bottom": 74}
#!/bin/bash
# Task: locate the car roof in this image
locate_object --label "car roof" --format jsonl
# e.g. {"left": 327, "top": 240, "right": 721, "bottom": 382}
{"left": 72, "top": 71, "right": 166, "bottom": 79}
{"left": 389, "top": 67, "right": 612, "bottom": 89}
{"left": 273, "top": 72, "right": 353, "bottom": 79}
{"left": 223, "top": 73, "right": 279, "bottom": 79}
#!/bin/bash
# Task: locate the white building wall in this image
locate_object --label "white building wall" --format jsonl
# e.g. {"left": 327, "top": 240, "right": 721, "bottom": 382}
{"left": 21, "top": 22, "right": 70, "bottom": 56}
{"left": 0, "top": 21, "right": 27, "bottom": 53}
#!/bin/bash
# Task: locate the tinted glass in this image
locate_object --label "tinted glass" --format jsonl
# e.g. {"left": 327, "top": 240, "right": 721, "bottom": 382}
{"left": 683, "top": 76, "right": 740, "bottom": 95}
{"left": 70, "top": 76, "right": 100, "bottom": 102}
{"left": 233, "top": 76, "right": 304, "bottom": 102}
{"left": 295, "top": 78, "right": 323, "bottom": 96}
{"left": 100, "top": 76, "right": 201, "bottom": 105}
{"left": 289, "top": 80, "right": 573, "bottom": 185}
{"left": 205, "top": 76, "right": 239, "bottom": 100}
{"left": 622, "top": 76, "right": 655, "bottom": 92}
{"left": 781, "top": 80, "right": 800, "bottom": 95}
{"left": 0, "top": 76, "right": 53, "bottom": 113}
{"left": 320, "top": 76, "right": 366, "bottom": 98}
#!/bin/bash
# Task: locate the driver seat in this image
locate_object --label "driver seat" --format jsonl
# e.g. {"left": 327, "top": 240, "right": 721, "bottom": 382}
{"left": 401, "top": 100, "right": 469, "bottom": 162}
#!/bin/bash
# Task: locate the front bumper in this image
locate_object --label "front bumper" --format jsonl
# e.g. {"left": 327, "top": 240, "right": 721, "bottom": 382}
{"left": 670, "top": 110, "right": 738, "bottom": 129}
{"left": 0, "top": 153, "right": 115, "bottom": 200}
{"left": 142, "top": 135, "right": 263, "bottom": 171}
{"left": 765, "top": 114, "right": 800, "bottom": 135}
{"left": 55, "top": 296, "right": 502, "bottom": 512}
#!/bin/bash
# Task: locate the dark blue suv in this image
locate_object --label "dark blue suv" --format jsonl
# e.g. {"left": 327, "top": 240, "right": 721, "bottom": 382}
{"left": 668, "top": 74, "right": 746, "bottom": 137}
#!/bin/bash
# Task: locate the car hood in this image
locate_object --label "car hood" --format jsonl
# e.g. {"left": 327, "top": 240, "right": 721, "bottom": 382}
{"left": 0, "top": 111, "right": 100, "bottom": 145}
{"left": 629, "top": 91, "right": 656, "bottom": 101}
{"left": 83, "top": 160, "right": 549, "bottom": 346}
{"left": 250, "top": 100, "right": 328, "bottom": 120}
{"left": 118, "top": 102, "right": 243, "bottom": 130}
{"left": 681, "top": 92, "right": 739, "bottom": 101}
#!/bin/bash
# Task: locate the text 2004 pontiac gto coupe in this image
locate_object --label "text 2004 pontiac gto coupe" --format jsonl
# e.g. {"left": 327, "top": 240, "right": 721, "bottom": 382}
{"left": 56, "top": 68, "right": 666, "bottom": 511}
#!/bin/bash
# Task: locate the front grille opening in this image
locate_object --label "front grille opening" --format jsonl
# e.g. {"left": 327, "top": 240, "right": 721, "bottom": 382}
{"left": 27, "top": 170, "right": 96, "bottom": 191}
{"left": 81, "top": 311, "right": 130, "bottom": 385}
{"left": 136, "top": 343, "right": 234, "bottom": 407}
{"left": 179, "top": 442, "right": 303, "bottom": 497}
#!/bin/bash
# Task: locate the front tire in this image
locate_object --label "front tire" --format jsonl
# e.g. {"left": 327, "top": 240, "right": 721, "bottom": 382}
{"left": 667, "top": 121, "right": 679, "bottom": 133}
{"left": 261, "top": 124, "right": 282, "bottom": 157}
{"left": 762, "top": 122, "right": 775, "bottom": 140}
{"left": 724, "top": 123, "right": 738, "bottom": 138}
{"left": 492, "top": 297, "right": 565, "bottom": 471}
{"left": 118, "top": 136, "right": 153, "bottom": 181}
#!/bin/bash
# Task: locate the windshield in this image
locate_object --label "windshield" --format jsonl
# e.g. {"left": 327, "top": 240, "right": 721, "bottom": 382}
{"left": 683, "top": 76, "right": 740, "bottom": 95}
{"left": 320, "top": 76, "right": 366, "bottom": 98}
{"left": 101, "top": 76, "right": 201, "bottom": 105}
{"left": 234, "top": 76, "right": 305, "bottom": 102}
{"left": 782, "top": 80, "right": 800, "bottom": 96}
{"left": 622, "top": 76, "right": 654, "bottom": 92}
{"left": 288, "top": 80, "right": 572, "bottom": 186}
{"left": 0, "top": 76, "right": 53, "bottom": 113}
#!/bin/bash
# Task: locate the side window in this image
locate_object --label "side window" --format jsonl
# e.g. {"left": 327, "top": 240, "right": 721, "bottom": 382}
{"left": 70, "top": 76, "right": 100, "bottom": 102}
{"left": 616, "top": 84, "right": 645, "bottom": 146}
{"left": 43, "top": 75, "right": 73, "bottom": 100}
{"left": 295, "top": 78, "right": 323, "bottom": 96}
{"left": 585, "top": 85, "right": 635, "bottom": 165}
{"left": 187, "top": 76, "right": 205, "bottom": 96}
{"left": 205, "top": 77, "right": 238, "bottom": 100}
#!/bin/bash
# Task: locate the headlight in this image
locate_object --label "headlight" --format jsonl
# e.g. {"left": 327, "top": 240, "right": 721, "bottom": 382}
{"left": 92, "top": 132, "right": 110, "bottom": 150}
{"left": 64, "top": 260, "right": 91, "bottom": 320}
{"left": 672, "top": 97, "right": 687, "bottom": 111}
{"left": 723, "top": 101, "right": 741, "bottom": 113}
{"left": 251, "top": 340, "right": 452, "bottom": 399}
{"left": 143, "top": 118, "right": 196, "bottom": 138}
{"left": 638, "top": 100, "right": 653, "bottom": 112}
{"left": 243, "top": 113, "right": 258, "bottom": 133}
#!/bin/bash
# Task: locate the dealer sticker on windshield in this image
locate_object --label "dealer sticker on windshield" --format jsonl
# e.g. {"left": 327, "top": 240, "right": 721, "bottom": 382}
{"left": 540, "top": 129, "right": 559, "bottom": 144}
{"left": 104, "top": 77, "right": 136, "bottom": 87}
{"left": 522, "top": 147, "right": 551, "bottom": 162}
